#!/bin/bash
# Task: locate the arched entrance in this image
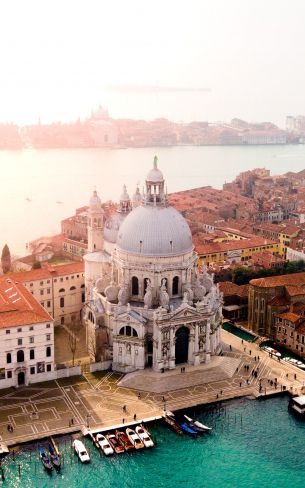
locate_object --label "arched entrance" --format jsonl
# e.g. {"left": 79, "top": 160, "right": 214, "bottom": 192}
{"left": 175, "top": 326, "right": 189, "bottom": 364}
{"left": 18, "top": 372, "right": 25, "bottom": 386}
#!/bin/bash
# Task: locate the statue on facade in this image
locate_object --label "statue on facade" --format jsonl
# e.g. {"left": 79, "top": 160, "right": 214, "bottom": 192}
{"left": 144, "top": 278, "right": 153, "bottom": 309}
{"left": 159, "top": 278, "right": 169, "bottom": 309}
{"left": 118, "top": 281, "right": 129, "bottom": 306}
{"left": 193, "top": 277, "right": 206, "bottom": 301}
{"left": 184, "top": 282, "right": 194, "bottom": 305}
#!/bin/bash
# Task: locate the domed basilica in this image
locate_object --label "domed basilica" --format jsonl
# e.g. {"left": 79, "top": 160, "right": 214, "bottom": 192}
{"left": 84, "top": 157, "right": 223, "bottom": 373}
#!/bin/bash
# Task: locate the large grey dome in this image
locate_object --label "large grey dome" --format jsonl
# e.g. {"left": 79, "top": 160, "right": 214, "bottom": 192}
{"left": 117, "top": 205, "right": 193, "bottom": 256}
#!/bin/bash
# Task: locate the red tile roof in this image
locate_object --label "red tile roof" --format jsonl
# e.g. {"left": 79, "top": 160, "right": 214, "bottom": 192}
{"left": 276, "top": 312, "right": 300, "bottom": 323}
{"left": 250, "top": 272, "right": 305, "bottom": 288}
{"left": 7, "top": 262, "right": 84, "bottom": 283}
{"left": 0, "top": 277, "right": 52, "bottom": 328}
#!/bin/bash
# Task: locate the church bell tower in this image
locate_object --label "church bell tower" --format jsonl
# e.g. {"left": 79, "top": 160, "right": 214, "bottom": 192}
{"left": 87, "top": 189, "right": 104, "bottom": 252}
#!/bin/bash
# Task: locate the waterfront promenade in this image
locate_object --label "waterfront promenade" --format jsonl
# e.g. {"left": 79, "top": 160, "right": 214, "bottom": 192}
{"left": 0, "top": 329, "right": 304, "bottom": 447}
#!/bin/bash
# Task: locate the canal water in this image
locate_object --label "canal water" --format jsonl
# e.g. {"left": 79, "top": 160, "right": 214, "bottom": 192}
{"left": 222, "top": 322, "right": 257, "bottom": 342}
{"left": 2, "top": 396, "right": 305, "bottom": 488}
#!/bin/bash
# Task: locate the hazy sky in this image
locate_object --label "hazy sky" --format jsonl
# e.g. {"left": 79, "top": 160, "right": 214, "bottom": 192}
{"left": 1, "top": 0, "right": 304, "bottom": 125}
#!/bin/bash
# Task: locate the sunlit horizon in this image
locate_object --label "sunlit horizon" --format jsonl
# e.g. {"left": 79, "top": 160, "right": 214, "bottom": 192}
{"left": 1, "top": 0, "right": 305, "bottom": 127}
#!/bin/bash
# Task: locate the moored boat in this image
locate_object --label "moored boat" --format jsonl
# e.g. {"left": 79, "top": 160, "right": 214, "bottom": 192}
{"left": 163, "top": 413, "right": 183, "bottom": 435}
{"left": 39, "top": 447, "right": 53, "bottom": 472}
{"left": 184, "top": 415, "right": 212, "bottom": 432}
{"left": 96, "top": 433, "right": 114, "bottom": 456}
{"left": 73, "top": 439, "right": 90, "bottom": 463}
{"left": 135, "top": 425, "right": 154, "bottom": 448}
{"left": 115, "top": 430, "right": 134, "bottom": 451}
{"left": 126, "top": 428, "right": 145, "bottom": 449}
{"left": 289, "top": 395, "right": 305, "bottom": 416}
{"left": 106, "top": 433, "right": 124, "bottom": 454}
{"left": 48, "top": 444, "right": 61, "bottom": 470}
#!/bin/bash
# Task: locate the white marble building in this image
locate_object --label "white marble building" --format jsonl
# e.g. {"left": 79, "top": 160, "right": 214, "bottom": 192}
{"left": 84, "top": 157, "right": 223, "bottom": 373}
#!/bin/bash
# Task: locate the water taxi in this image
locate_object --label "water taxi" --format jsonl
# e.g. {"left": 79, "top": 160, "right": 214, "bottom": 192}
{"left": 289, "top": 395, "right": 305, "bottom": 416}
{"left": 96, "top": 434, "right": 114, "bottom": 456}
{"left": 73, "top": 439, "right": 90, "bottom": 463}
{"left": 126, "top": 428, "right": 145, "bottom": 449}
{"left": 135, "top": 425, "right": 154, "bottom": 448}
{"left": 106, "top": 433, "right": 124, "bottom": 454}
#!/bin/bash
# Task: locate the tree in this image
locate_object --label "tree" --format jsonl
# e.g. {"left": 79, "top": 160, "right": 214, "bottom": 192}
{"left": 32, "top": 261, "right": 42, "bottom": 269}
{"left": 1, "top": 244, "right": 11, "bottom": 273}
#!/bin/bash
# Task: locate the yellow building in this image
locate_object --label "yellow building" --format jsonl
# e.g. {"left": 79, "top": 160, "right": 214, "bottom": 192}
{"left": 193, "top": 237, "right": 279, "bottom": 267}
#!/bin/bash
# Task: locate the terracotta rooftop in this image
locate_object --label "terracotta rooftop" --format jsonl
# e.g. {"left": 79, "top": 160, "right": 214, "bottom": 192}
{"left": 276, "top": 311, "right": 300, "bottom": 323}
{"left": 0, "top": 277, "right": 52, "bottom": 328}
{"left": 7, "top": 262, "right": 84, "bottom": 283}
{"left": 250, "top": 272, "right": 305, "bottom": 288}
{"left": 268, "top": 296, "right": 289, "bottom": 307}
{"left": 285, "top": 285, "right": 305, "bottom": 297}
{"left": 193, "top": 236, "right": 276, "bottom": 255}
{"left": 219, "top": 282, "right": 249, "bottom": 297}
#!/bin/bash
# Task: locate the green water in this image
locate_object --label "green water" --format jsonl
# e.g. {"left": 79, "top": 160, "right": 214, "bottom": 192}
{"left": 222, "top": 322, "right": 257, "bottom": 342}
{"left": 2, "top": 396, "right": 305, "bottom": 488}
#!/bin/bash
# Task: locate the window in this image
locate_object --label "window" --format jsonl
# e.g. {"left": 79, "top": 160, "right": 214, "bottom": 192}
{"left": 132, "top": 276, "right": 139, "bottom": 295}
{"left": 29, "top": 326, "right": 34, "bottom": 331}
{"left": 60, "top": 278, "right": 63, "bottom": 282}
{"left": 6, "top": 353, "right": 12, "bottom": 364}
{"left": 66, "top": 277, "right": 69, "bottom": 280}
{"left": 46, "top": 323, "right": 50, "bottom": 328}
{"left": 17, "top": 328, "right": 22, "bottom": 332}
{"left": 71, "top": 275, "right": 74, "bottom": 279}
{"left": 61, "top": 317, "right": 64, "bottom": 325}
{"left": 17, "top": 350, "right": 24, "bottom": 362}
{"left": 30, "top": 367, "right": 35, "bottom": 375}
{"left": 18, "top": 338, "right": 22, "bottom": 346}
{"left": 6, "top": 330, "right": 10, "bottom": 335}
{"left": 46, "top": 334, "right": 51, "bottom": 341}
{"left": 47, "top": 364, "right": 51, "bottom": 372}
{"left": 59, "top": 288, "right": 65, "bottom": 293}
{"left": 60, "top": 297, "right": 64, "bottom": 307}
{"left": 40, "top": 281, "right": 43, "bottom": 285}
{"left": 30, "top": 349, "right": 35, "bottom": 360}
{"left": 81, "top": 284, "right": 85, "bottom": 288}
{"left": 77, "top": 274, "right": 79, "bottom": 278}
{"left": 82, "top": 292, "right": 85, "bottom": 303}
{"left": 7, "top": 371, "right": 12, "bottom": 379}
{"left": 70, "top": 286, "right": 76, "bottom": 291}
{"left": 47, "top": 288, "right": 50, "bottom": 294}
{"left": 30, "top": 283, "right": 33, "bottom": 287}
{"left": 119, "top": 326, "right": 138, "bottom": 337}
{"left": 46, "top": 346, "right": 51, "bottom": 357}
{"left": 47, "top": 301, "right": 51, "bottom": 308}
{"left": 54, "top": 279, "right": 57, "bottom": 283}
{"left": 40, "top": 290, "right": 44, "bottom": 296}
{"left": 47, "top": 280, "right": 50, "bottom": 284}
{"left": 172, "top": 276, "right": 179, "bottom": 295}
{"left": 29, "top": 336, "right": 34, "bottom": 344}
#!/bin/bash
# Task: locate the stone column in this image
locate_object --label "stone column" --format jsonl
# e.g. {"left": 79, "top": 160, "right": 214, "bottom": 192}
{"left": 169, "top": 326, "right": 175, "bottom": 369}
{"left": 205, "top": 321, "right": 211, "bottom": 363}
{"left": 188, "top": 325, "right": 195, "bottom": 364}
{"left": 193, "top": 322, "right": 200, "bottom": 366}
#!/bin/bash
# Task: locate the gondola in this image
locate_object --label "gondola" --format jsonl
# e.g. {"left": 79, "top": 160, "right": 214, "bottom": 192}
{"left": 163, "top": 413, "right": 183, "bottom": 435}
{"left": 184, "top": 415, "right": 212, "bottom": 432}
{"left": 166, "top": 412, "right": 197, "bottom": 436}
{"left": 39, "top": 447, "right": 53, "bottom": 472}
{"left": 48, "top": 444, "right": 61, "bottom": 470}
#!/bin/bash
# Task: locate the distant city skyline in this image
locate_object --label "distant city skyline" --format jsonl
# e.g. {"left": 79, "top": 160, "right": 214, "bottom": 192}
{"left": 1, "top": 0, "right": 305, "bottom": 126}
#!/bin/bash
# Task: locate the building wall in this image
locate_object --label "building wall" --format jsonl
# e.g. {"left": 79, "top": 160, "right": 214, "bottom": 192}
{"left": 0, "top": 320, "right": 54, "bottom": 388}
{"left": 22, "top": 270, "right": 85, "bottom": 326}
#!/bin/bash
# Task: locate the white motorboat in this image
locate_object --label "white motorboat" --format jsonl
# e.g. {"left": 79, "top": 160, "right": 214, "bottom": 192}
{"left": 96, "top": 433, "right": 114, "bottom": 456}
{"left": 263, "top": 346, "right": 281, "bottom": 357}
{"left": 184, "top": 415, "right": 212, "bottom": 432}
{"left": 135, "top": 425, "right": 154, "bottom": 448}
{"left": 73, "top": 439, "right": 90, "bottom": 463}
{"left": 126, "top": 428, "right": 145, "bottom": 449}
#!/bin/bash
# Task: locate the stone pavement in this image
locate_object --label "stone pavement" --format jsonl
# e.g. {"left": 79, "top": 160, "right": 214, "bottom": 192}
{"left": 1, "top": 328, "right": 305, "bottom": 447}
{"left": 118, "top": 356, "right": 241, "bottom": 392}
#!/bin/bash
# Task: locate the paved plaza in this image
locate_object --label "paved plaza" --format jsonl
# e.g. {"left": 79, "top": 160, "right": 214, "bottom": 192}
{"left": 0, "top": 328, "right": 305, "bottom": 447}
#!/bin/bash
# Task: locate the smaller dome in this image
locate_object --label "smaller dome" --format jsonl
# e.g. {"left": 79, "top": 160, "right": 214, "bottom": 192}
{"left": 89, "top": 190, "right": 101, "bottom": 207}
{"left": 132, "top": 186, "right": 142, "bottom": 203}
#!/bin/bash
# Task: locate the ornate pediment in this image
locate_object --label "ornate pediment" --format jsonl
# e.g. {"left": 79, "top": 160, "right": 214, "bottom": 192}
{"left": 169, "top": 305, "right": 203, "bottom": 321}
{"left": 115, "top": 310, "right": 147, "bottom": 325}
